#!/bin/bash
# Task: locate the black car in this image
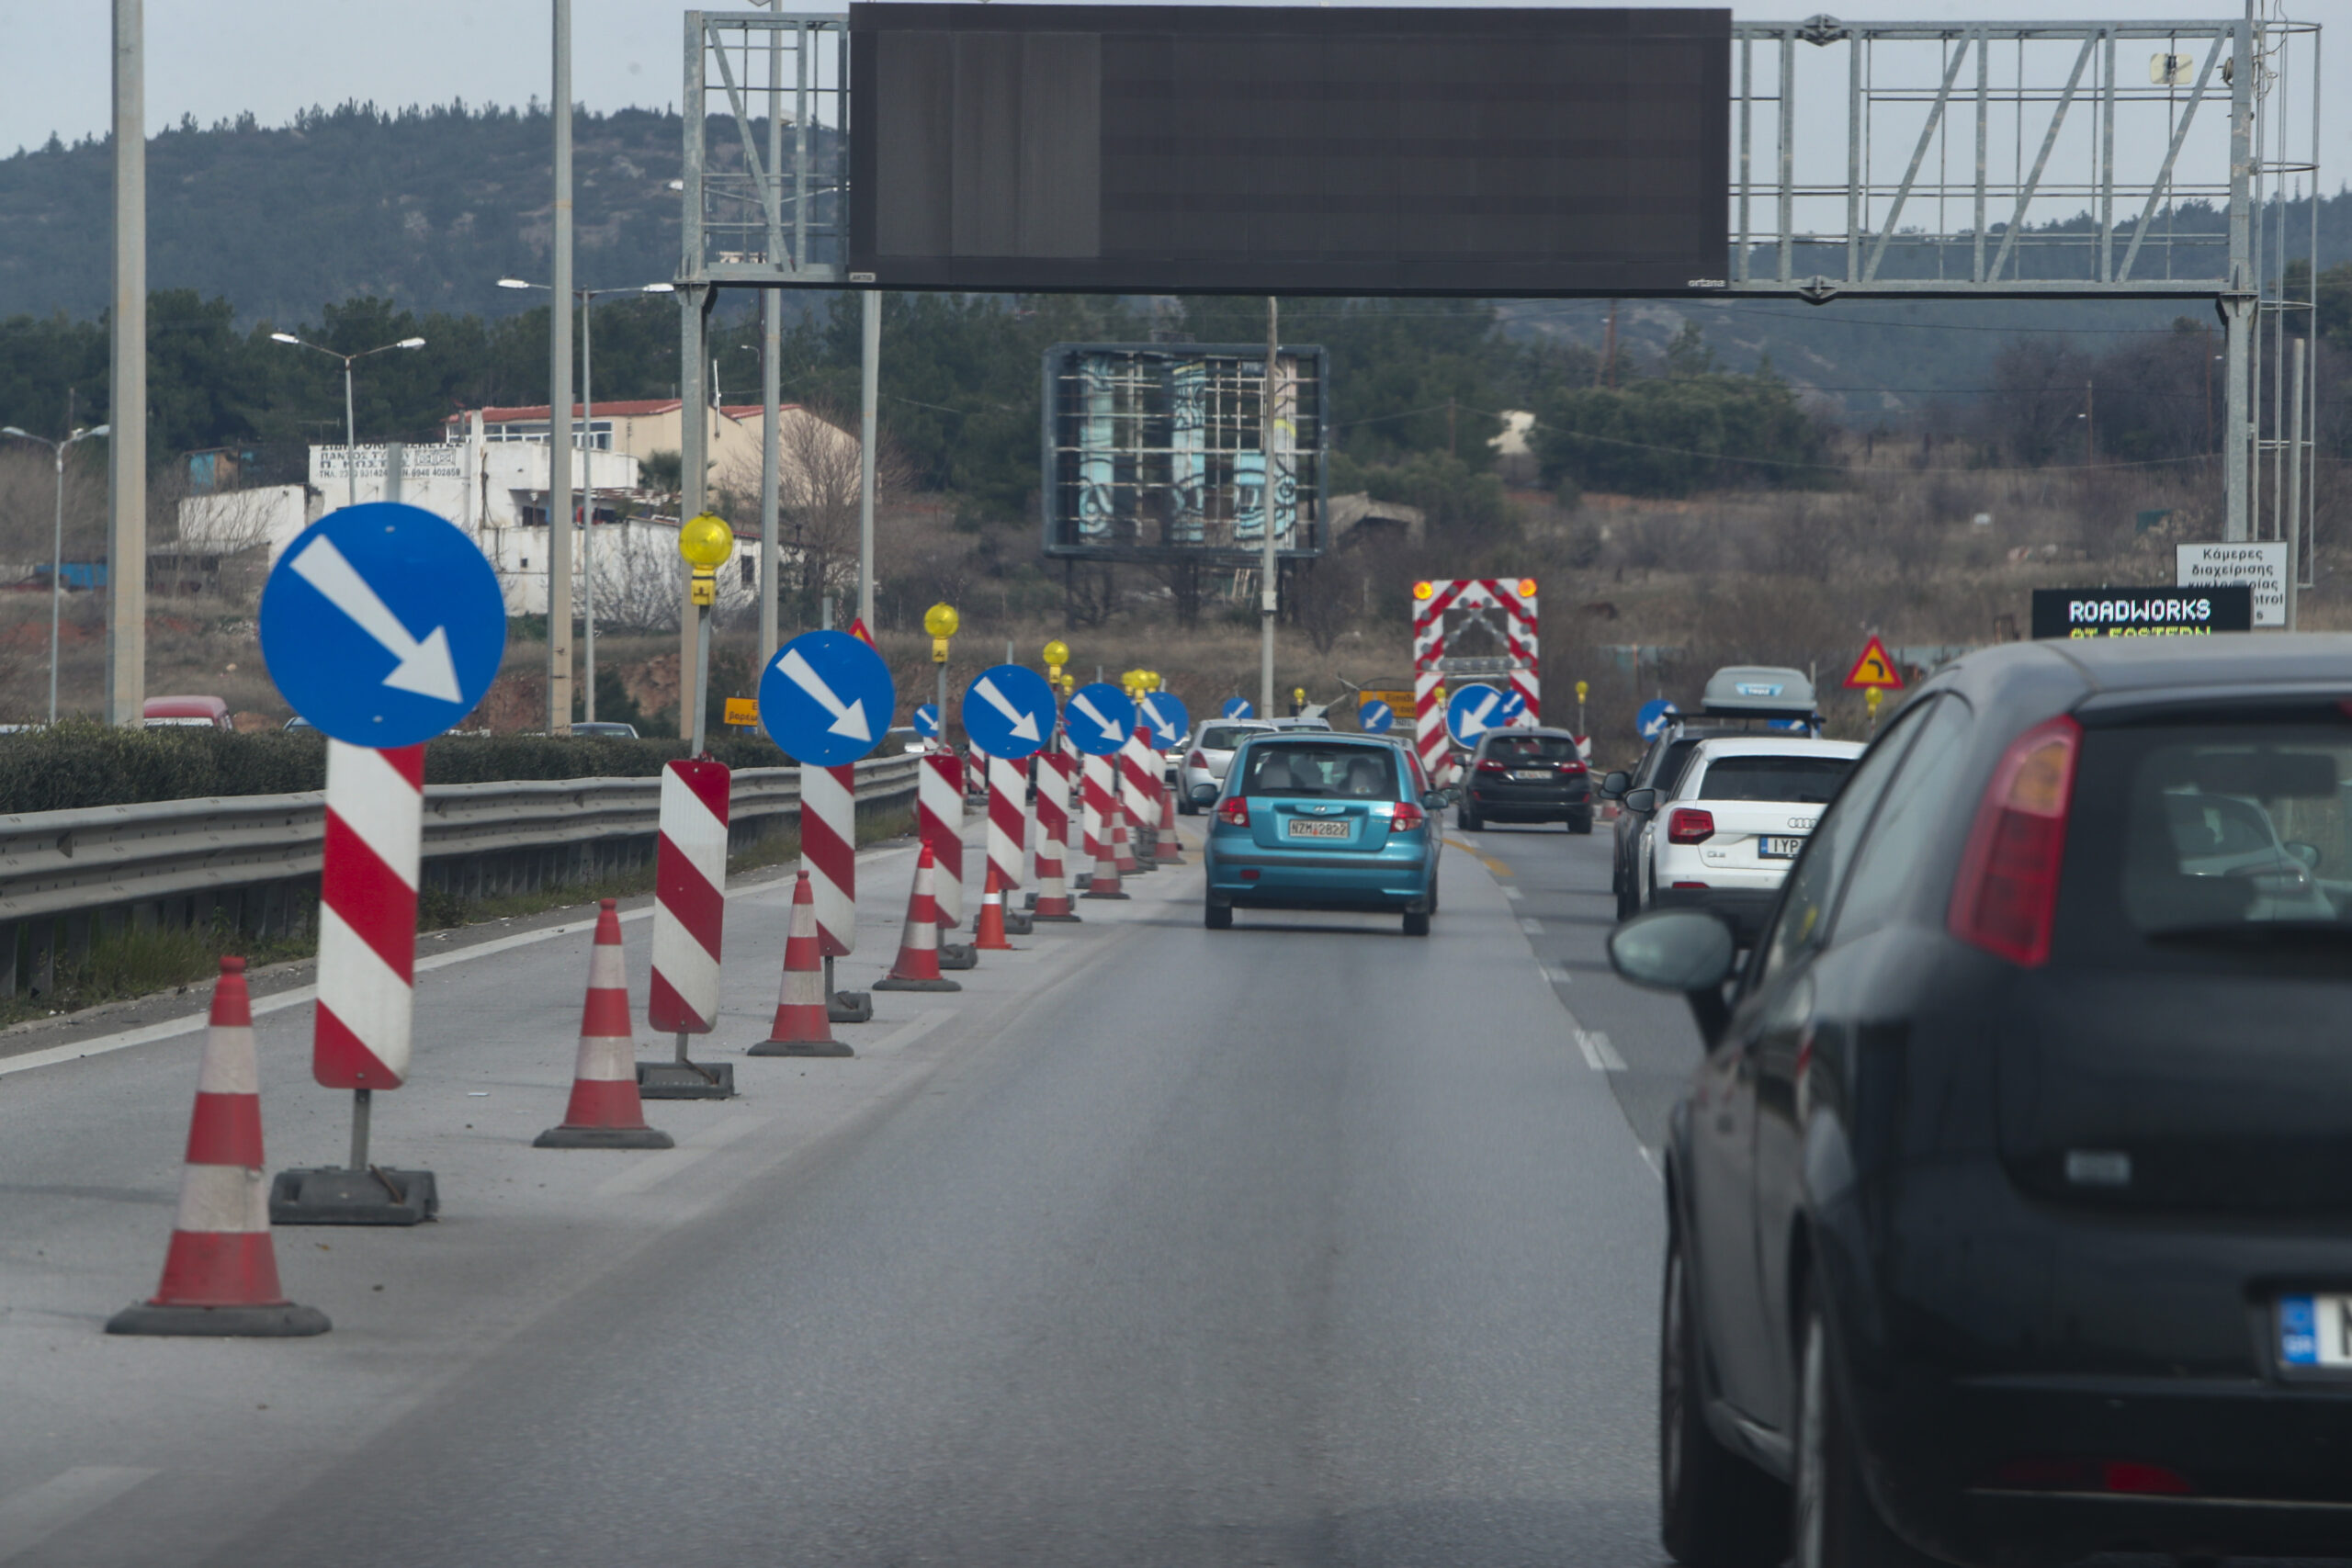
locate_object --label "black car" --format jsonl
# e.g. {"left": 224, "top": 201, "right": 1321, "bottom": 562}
{"left": 1601, "top": 725, "right": 1739, "bottom": 919}
{"left": 1457, "top": 727, "right": 1594, "bottom": 831}
{"left": 1608, "top": 634, "right": 2352, "bottom": 1568}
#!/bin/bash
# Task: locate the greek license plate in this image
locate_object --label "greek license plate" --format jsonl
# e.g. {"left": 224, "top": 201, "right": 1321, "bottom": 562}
{"left": 1758, "top": 836, "right": 1806, "bottom": 859}
{"left": 1510, "top": 770, "right": 1553, "bottom": 782}
{"left": 1286, "top": 818, "right": 1351, "bottom": 840}
{"left": 2278, "top": 1294, "right": 2352, "bottom": 1371}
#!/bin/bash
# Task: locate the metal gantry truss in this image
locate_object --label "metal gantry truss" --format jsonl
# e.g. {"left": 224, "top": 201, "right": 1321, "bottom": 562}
{"left": 677, "top": 10, "right": 2324, "bottom": 553}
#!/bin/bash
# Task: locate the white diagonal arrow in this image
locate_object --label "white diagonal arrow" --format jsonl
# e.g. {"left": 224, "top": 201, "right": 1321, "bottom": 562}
{"left": 779, "top": 647, "right": 872, "bottom": 741}
{"left": 1069, "top": 692, "right": 1126, "bottom": 744}
{"left": 288, "top": 534, "right": 462, "bottom": 703}
{"left": 1456, "top": 689, "right": 1501, "bottom": 740}
{"left": 971, "top": 676, "right": 1041, "bottom": 744}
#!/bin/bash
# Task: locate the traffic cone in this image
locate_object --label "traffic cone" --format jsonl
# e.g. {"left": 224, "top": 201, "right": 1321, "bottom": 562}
{"left": 108, "top": 957, "right": 330, "bottom": 1337}
{"left": 1034, "top": 824, "right": 1080, "bottom": 921}
{"left": 1083, "top": 820, "right": 1128, "bottom": 900}
{"left": 536, "top": 900, "right": 675, "bottom": 1149}
{"left": 973, "top": 863, "right": 1017, "bottom": 951}
{"left": 875, "top": 842, "right": 963, "bottom": 991}
{"left": 1114, "top": 814, "right": 1142, "bottom": 875}
{"left": 751, "top": 872, "right": 850, "bottom": 1057}
{"left": 1156, "top": 789, "right": 1182, "bottom": 863}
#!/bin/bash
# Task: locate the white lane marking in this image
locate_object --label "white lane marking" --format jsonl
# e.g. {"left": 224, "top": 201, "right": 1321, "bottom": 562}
{"left": 1519, "top": 918, "right": 1544, "bottom": 936}
{"left": 1544, "top": 964, "right": 1575, "bottom": 987}
{"left": 1639, "top": 1144, "right": 1665, "bottom": 1181}
{"left": 1579, "top": 1030, "right": 1627, "bottom": 1072}
{"left": 1502, "top": 886, "right": 1521, "bottom": 901}
{"left": 1573, "top": 1029, "right": 1607, "bottom": 1071}
{"left": 595, "top": 1112, "right": 771, "bottom": 1197}
{"left": 0, "top": 1467, "right": 160, "bottom": 1562}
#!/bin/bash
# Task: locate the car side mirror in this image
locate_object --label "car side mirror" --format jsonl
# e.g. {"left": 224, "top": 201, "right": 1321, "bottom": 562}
{"left": 1190, "top": 783, "right": 1219, "bottom": 806}
{"left": 1422, "top": 786, "right": 1459, "bottom": 810}
{"left": 2285, "top": 840, "right": 2323, "bottom": 870}
{"left": 1622, "top": 786, "right": 1658, "bottom": 815}
{"left": 1599, "top": 770, "right": 1631, "bottom": 801}
{"left": 1607, "top": 909, "right": 1738, "bottom": 1043}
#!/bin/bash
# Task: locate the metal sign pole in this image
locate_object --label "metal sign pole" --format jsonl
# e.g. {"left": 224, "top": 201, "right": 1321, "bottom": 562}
{"left": 1258, "top": 296, "right": 1278, "bottom": 720}
{"left": 859, "top": 289, "right": 880, "bottom": 630}
{"left": 548, "top": 0, "right": 576, "bottom": 733}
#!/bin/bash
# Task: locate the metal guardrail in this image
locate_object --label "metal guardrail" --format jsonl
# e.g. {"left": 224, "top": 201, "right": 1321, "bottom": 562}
{"left": 0, "top": 754, "right": 922, "bottom": 924}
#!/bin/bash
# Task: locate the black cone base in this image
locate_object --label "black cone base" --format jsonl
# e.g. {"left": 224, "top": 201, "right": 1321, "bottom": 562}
{"left": 533, "top": 1124, "right": 675, "bottom": 1149}
{"left": 1033, "top": 910, "right": 1083, "bottom": 923}
{"left": 637, "top": 1061, "right": 736, "bottom": 1100}
{"left": 938, "top": 943, "right": 978, "bottom": 971}
{"left": 269, "top": 1168, "right": 438, "bottom": 1226}
{"left": 749, "top": 1037, "right": 854, "bottom": 1057}
{"left": 828, "top": 990, "right": 875, "bottom": 1024}
{"left": 874, "top": 974, "right": 960, "bottom": 992}
{"left": 1083, "top": 888, "right": 1132, "bottom": 901}
{"left": 107, "top": 1302, "right": 332, "bottom": 1337}
{"left": 1003, "top": 912, "right": 1035, "bottom": 935}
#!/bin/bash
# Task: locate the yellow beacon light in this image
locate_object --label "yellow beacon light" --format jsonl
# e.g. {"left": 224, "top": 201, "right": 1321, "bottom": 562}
{"left": 678, "top": 513, "right": 734, "bottom": 569}
{"left": 1518, "top": 578, "right": 1539, "bottom": 598}
{"left": 923, "top": 603, "right": 960, "bottom": 639}
{"left": 1412, "top": 581, "right": 1434, "bottom": 601}
{"left": 1042, "top": 638, "right": 1070, "bottom": 669}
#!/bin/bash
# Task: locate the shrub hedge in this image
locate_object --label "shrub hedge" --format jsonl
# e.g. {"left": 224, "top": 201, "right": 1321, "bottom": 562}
{"left": 0, "top": 724, "right": 796, "bottom": 815}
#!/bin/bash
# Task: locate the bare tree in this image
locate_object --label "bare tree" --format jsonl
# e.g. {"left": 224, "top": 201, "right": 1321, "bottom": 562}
{"left": 715, "top": 403, "right": 913, "bottom": 622}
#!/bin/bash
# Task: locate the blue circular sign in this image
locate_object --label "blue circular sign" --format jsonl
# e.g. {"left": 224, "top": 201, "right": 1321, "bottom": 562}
{"left": 257, "top": 503, "right": 507, "bottom": 748}
{"left": 1140, "top": 691, "right": 1191, "bottom": 750}
{"left": 1767, "top": 716, "right": 1811, "bottom": 734}
{"left": 1221, "top": 696, "right": 1253, "bottom": 720}
{"left": 1064, "top": 682, "right": 1137, "bottom": 757}
{"left": 1497, "top": 688, "right": 1529, "bottom": 726}
{"left": 912, "top": 703, "right": 941, "bottom": 739}
{"left": 758, "top": 629, "right": 897, "bottom": 767}
{"left": 1636, "top": 699, "right": 1681, "bottom": 741}
{"left": 1444, "top": 683, "right": 1509, "bottom": 748}
{"left": 961, "top": 663, "right": 1057, "bottom": 761}
{"left": 1359, "top": 699, "right": 1395, "bottom": 735}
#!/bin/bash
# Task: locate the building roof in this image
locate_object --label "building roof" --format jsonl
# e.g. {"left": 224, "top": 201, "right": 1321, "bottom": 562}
{"left": 445, "top": 400, "right": 810, "bottom": 426}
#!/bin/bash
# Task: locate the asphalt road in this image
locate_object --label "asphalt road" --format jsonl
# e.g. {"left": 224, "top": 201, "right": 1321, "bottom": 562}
{"left": 2, "top": 822, "right": 1680, "bottom": 1568}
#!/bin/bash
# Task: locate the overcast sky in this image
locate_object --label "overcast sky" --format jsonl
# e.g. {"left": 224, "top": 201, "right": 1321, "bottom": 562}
{"left": 2, "top": 1, "right": 2341, "bottom": 190}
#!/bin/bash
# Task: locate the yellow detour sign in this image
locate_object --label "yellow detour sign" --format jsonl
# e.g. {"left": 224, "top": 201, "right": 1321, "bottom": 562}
{"left": 1842, "top": 636, "right": 1904, "bottom": 690}
{"left": 1360, "top": 688, "right": 1415, "bottom": 716}
{"left": 723, "top": 696, "right": 762, "bottom": 728}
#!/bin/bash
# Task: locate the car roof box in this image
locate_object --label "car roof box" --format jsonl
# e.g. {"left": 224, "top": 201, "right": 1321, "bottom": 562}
{"left": 1699, "top": 666, "right": 1817, "bottom": 720}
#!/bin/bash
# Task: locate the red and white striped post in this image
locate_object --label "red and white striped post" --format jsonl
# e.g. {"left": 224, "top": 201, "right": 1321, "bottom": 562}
{"left": 985, "top": 753, "right": 1025, "bottom": 913}
{"left": 919, "top": 750, "right": 965, "bottom": 932}
{"left": 1080, "top": 751, "right": 1114, "bottom": 886}
{"left": 1119, "top": 727, "right": 1157, "bottom": 872}
{"left": 640, "top": 757, "right": 734, "bottom": 1099}
{"left": 272, "top": 739, "right": 436, "bottom": 1225}
{"left": 798, "top": 761, "right": 869, "bottom": 1022}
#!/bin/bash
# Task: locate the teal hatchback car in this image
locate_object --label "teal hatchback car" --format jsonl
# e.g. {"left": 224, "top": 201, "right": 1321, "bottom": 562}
{"left": 1197, "top": 733, "right": 1458, "bottom": 936}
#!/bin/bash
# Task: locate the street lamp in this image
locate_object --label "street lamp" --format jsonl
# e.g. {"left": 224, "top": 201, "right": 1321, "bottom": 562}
{"left": 267, "top": 332, "right": 426, "bottom": 508}
{"left": 3, "top": 423, "right": 110, "bottom": 724}
{"left": 497, "top": 277, "right": 677, "bottom": 721}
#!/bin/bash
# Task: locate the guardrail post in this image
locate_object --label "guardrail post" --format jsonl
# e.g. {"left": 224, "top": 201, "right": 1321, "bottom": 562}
{"left": 0, "top": 921, "right": 17, "bottom": 998}
{"left": 28, "top": 919, "right": 55, "bottom": 995}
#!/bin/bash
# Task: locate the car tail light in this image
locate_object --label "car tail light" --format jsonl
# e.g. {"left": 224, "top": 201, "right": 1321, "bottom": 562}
{"left": 1558, "top": 760, "right": 1587, "bottom": 774}
{"left": 1476, "top": 758, "right": 1509, "bottom": 774}
{"left": 1217, "top": 795, "right": 1250, "bottom": 829}
{"left": 1671, "top": 881, "right": 1710, "bottom": 890}
{"left": 1667, "top": 807, "right": 1714, "bottom": 845}
{"left": 1188, "top": 750, "right": 1208, "bottom": 770}
{"left": 1949, "top": 715, "right": 2080, "bottom": 967}
{"left": 1390, "top": 801, "right": 1426, "bottom": 833}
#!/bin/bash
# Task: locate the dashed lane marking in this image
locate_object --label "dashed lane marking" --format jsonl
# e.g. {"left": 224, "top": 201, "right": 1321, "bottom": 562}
{"left": 1519, "top": 919, "right": 1544, "bottom": 937}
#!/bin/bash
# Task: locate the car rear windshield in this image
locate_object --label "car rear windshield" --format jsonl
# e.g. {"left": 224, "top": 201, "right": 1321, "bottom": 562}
{"left": 1240, "top": 745, "right": 1401, "bottom": 800}
{"left": 1199, "top": 726, "right": 1259, "bottom": 751}
{"left": 1485, "top": 735, "right": 1580, "bottom": 762}
{"left": 2059, "top": 719, "right": 2352, "bottom": 971}
{"left": 1691, "top": 754, "right": 1853, "bottom": 804}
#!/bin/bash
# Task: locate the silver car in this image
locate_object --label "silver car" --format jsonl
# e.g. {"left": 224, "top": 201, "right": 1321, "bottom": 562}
{"left": 1177, "top": 720, "right": 1274, "bottom": 813}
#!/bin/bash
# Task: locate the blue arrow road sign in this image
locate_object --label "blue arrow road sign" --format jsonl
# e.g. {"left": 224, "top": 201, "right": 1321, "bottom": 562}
{"left": 1064, "top": 682, "right": 1137, "bottom": 756}
{"left": 759, "top": 629, "right": 897, "bottom": 767}
{"left": 1221, "top": 696, "right": 1253, "bottom": 720}
{"left": 1140, "top": 692, "right": 1190, "bottom": 750}
{"left": 257, "top": 502, "right": 507, "bottom": 748}
{"left": 1496, "top": 688, "right": 1529, "bottom": 726}
{"left": 1636, "top": 699, "right": 1681, "bottom": 741}
{"left": 962, "top": 664, "right": 1057, "bottom": 760}
{"left": 1358, "top": 700, "right": 1395, "bottom": 735}
{"left": 1444, "top": 683, "right": 1507, "bottom": 747}
{"left": 912, "top": 703, "right": 941, "bottom": 739}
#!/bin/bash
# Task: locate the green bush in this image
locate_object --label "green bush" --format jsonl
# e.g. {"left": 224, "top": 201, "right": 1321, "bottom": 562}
{"left": 0, "top": 724, "right": 797, "bottom": 814}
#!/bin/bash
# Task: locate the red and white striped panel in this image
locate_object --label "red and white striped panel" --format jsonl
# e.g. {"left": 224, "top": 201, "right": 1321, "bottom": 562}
{"left": 920, "top": 750, "right": 964, "bottom": 931}
{"left": 649, "top": 758, "right": 729, "bottom": 1034}
{"left": 799, "top": 763, "right": 856, "bottom": 957}
{"left": 1080, "top": 752, "right": 1115, "bottom": 869}
{"left": 986, "top": 755, "right": 1026, "bottom": 900}
{"left": 1037, "top": 748, "right": 1072, "bottom": 868}
{"left": 1411, "top": 577, "right": 1542, "bottom": 781}
{"left": 313, "top": 740, "right": 422, "bottom": 1090}
{"left": 1118, "top": 728, "right": 1156, "bottom": 837}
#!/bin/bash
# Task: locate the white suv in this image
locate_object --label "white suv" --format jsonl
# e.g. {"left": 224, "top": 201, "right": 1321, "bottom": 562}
{"left": 1628, "top": 735, "right": 1862, "bottom": 941}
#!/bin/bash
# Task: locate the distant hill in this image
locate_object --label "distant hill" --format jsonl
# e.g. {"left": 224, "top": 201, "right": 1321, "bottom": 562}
{"left": 0, "top": 102, "right": 689, "bottom": 325}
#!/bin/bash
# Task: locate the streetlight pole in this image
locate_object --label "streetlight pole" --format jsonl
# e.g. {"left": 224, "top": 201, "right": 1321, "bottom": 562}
{"left": 1259, "top": 296, "right": 1280, "bottom": 720}
{"left": 4, "top": 423, "right": 110, "bottom": 724}
{"left": 268, "top": 333, "right": 426, "bottom": 509}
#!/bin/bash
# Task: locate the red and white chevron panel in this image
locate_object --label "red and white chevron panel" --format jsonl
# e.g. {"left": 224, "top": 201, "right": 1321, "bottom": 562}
{"left": 313, "top": 740, "right": 423, "bottom": 1090}
{"left": 1037, "top": 748, "right": 1073, "bottom": 871}
{"left": 1118, "top": 728, "right": 1156, "bottom": 839}
{"left": 1412, "top": 577, "right": 1541, "bottom": 783}
{"left": 799, "top": 763, "right": 856, "bottom": 957}
{"left": 1080, "top": 752, "right": 1115, "bottom": 871}
{"left": 920, "top": 750, "right": 964, "bottom": 931}
{"left": 650, "top": 758, "right": 729, "bottom": 1034}
{"left": 986, "top": 755, "right": 1026, "bottom": 900}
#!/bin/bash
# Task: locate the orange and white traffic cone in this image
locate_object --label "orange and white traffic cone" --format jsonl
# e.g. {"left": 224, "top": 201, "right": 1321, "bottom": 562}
{"left": 875, "top": 841, "right": 963, "bottom": 991}
{"left": 1033, "top": 822, "right": 1080, "bottom": 922}
{"left": 1156, "top": 787, "right": 1182, "bottom": 863}
{"left": 751, "top": 872, "right": 850, "bottom": 1057}
{"left": 1083, "top": 821, "right": 1128, "bottom": 900}
{"left": 108, "top": 957, "right": 330, "bottom": 1337}
{"left": 1114, "top": 814, "right": 1141, "bottom": 875}
{"left": 973, "top": 863, "right": 1017, "bottom": 951}
{"left": 536, "top": 900, "right": 675, "bottom": 1149}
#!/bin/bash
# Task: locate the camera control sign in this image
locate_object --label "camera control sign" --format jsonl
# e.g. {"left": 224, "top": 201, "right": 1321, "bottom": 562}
{"left": 2177, "top": 541, "right": 2289, "bottom": 627}
{"left": 2030, "top": 586, "right": 2253, "bottom": 640}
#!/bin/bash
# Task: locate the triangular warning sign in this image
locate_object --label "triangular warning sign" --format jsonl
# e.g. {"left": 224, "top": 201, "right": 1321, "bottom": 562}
{"left": 1843, "top": 636, "right": 1904, "bottom": 691}
{"left": 846, "top": 617, "right": 876, "bottom": 648}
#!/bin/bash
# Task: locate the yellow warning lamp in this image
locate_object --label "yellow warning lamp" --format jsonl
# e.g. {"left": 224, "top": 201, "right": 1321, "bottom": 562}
{"left": 1517, "top": 578, "right": 1539, "bottom": 599}
{"left": 1139, "top": 671, "right": 1161, "bottom": 693}
{"left": 1412, "top": 581, "right": 1434, "bottom": 601}
{"left": 1866, "top": 687, "right": 1884, "bottom": 716}
{"left": 1576, "top": 681, "right": 1589, "bottom": 703}
{"left": 924, "top": 601, "right": 959, "bottom": 664}
{"left": 1042, "top": 638, "right": 1069, "bottom": 683}
{"left": 1060, "top": 674, "right": 1076, "bottom": 697}
{"left": 679, "top": 512, "right": 732, "bottom": 607}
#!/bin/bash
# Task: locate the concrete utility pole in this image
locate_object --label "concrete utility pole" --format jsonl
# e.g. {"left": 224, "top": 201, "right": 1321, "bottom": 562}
{"left": 2221, "top": 7, "right": 2253, "bottom": 542}
{"left": 678, "top": 288, "right": 709, "bottom": 739}
{"left": 759, "top": 0, "right": 785, "bottom": 671}
{"left": 1258, "top": 296, "right": 1279, "bottom": 720}
{"left": 107, "top": 0, "right": 146, "bottom": 728}
{"left": 857, "top": 290, "right": 879, "bottom": 632}
{"left": 548, "top": 0, "right": 575, "bottom": 734}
